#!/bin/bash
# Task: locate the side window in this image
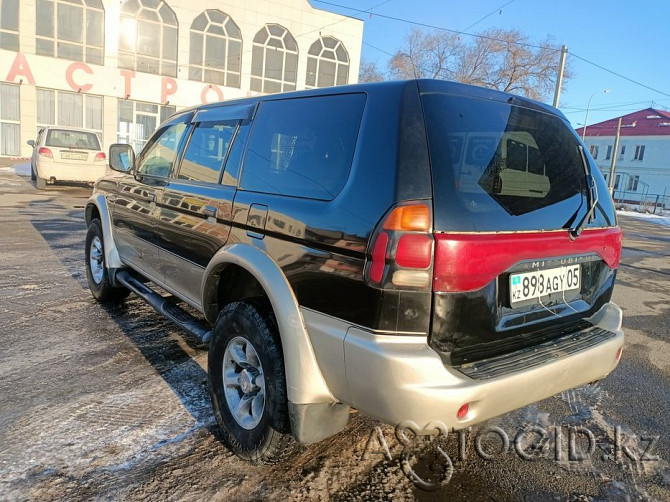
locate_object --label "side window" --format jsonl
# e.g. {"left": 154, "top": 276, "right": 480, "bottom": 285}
{"left": 178, "top": 120, "right": 237, "bottom": 184}
{"left": 221, "top": 123, "right": 250, "bottom": 186}
{"left": 240, "top": 93, "right": 366, "bottom": 200}
{"left": 136, "top": 122, "right": 187, "bottom": 177}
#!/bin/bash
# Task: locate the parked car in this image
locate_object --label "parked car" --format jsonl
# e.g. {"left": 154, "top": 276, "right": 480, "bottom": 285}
{"left": 28, "top": 127, "right": 107, "bottom": 189}
{"left": 84, "top": 79, "right": 624, "bottom": 464}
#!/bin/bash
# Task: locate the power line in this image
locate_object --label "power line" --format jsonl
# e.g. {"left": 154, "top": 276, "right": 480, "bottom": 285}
{"left": 566, "top": 52, "right": 670, "bottom": 99}
{"left": 316, "top": 1, "right": 670, "bottom": 100}
{"left": 313, "top": 0, "right": 558, "bottom": 51}
{"left": 463, "top": 0, "right": 517, "bottom": 31}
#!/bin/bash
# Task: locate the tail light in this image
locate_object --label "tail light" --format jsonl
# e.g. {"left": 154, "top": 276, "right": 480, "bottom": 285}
{"left": 38, "top": 147, "right": 53, "bottom": 158}
{"left": 433, "top": 227, "right": 623, "bottom": 293}
{"left": 94, "top": 152, "right": 106, "bottom": 162}
{"left": 365, "top": 202, "right": 434, "bottom": 290}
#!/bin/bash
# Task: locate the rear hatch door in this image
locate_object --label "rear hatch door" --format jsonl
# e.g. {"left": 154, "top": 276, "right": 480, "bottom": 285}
{"left": 420, "top": 84, "right": 621, "bottom": 365}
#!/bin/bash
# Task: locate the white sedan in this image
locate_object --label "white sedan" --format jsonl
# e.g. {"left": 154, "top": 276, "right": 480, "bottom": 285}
{"left": 28, "top": 127, "right": 108, "bottom": 189}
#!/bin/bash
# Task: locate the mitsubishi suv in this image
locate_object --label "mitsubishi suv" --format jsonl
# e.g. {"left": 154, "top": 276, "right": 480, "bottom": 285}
{"left": 84, "top": 79, "right": 624, "bottom": 464}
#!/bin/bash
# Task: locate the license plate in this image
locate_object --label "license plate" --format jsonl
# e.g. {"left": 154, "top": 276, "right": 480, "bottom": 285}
{"left": 61, "top": 152, "right": 88, "bottom": 161}
{"left": 510, "top": 265, "right": 580, "bottom": 305}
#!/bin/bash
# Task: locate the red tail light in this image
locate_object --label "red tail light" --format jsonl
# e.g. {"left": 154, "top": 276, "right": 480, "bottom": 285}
{"left": 38, "top": 147, "right": 53, "bottom": 158}
{"left": 433, "top": 227, "right": 623, "bottom": 293}
{"left": 94, "top": 152, "right": 106, "bottom": 162}
{"left": 366, "top": 202, "right": 434, "bottom": 290}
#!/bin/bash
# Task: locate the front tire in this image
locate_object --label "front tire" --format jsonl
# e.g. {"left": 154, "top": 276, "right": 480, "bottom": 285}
{"left": 85, "top": 218, "right": 129, "bottom": 302}
{"left": 208, "top": 301, "right": 294, "bottom": 464}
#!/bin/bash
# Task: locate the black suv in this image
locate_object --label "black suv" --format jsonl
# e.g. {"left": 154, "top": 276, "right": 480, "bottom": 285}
{"left": 85, "top": 79, "right": 624, "bottom": 464}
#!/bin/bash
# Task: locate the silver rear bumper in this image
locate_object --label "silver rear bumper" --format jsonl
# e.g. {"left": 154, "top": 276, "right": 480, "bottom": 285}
{"left": 344, "top": 302, "right": 623, "bottom": 430}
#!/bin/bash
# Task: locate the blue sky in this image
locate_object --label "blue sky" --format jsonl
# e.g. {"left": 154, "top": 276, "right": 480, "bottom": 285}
{"left": 311, "top": 0, "right": 670, "bottom": 128}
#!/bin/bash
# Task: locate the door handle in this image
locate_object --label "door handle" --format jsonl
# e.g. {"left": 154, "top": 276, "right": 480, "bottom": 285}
{"left": 204, "top": 206, "right": 217, "bottom": 219}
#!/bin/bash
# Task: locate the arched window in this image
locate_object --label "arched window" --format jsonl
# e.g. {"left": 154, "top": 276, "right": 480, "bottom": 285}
{"left": 35, "top": 0, "right": 104, "bottom": 65}
{"left": 306, "top": 37, "right": 349, "bottom": 89}
{"left": 250, "top": 24, "right": 298, "bottom": 94}
{"left": 189, "top": 10, "right": 242, "bottom": 88}
{"left": 119, "top": 0, "right": 178, "bottom": 77}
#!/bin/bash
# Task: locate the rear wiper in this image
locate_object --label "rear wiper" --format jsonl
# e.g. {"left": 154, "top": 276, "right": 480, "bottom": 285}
{"left": 569, "top": 145, "right": 598, "bottom": 240}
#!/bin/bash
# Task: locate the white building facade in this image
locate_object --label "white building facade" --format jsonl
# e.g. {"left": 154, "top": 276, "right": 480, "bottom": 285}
{"left": 578, "top": 108, "right": 670, "bottom": 208}
{"left": 0, "top": 0, "right": 363, "bottom": 157}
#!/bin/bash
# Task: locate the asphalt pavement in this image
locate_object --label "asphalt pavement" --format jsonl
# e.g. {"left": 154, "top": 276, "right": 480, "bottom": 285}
{"left": 0, "top": 168, "right": 668, "bottom": 501}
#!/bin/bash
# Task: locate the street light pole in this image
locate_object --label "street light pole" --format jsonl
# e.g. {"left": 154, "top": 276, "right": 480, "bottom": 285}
{"left": 582, "top": 89, "right": 611, "bottom": 141}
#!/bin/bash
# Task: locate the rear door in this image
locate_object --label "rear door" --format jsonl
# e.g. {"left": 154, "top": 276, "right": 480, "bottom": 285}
{"left": 43, "top": 129, "right": 101, "bottom": 165}
{"left": 420, "top": 88, "right": 620, "bottom": 364}
{"left": 156, "top": 104, "right": 254, "bottom": 306}
{"left": 112, "top": 117, "right": 189, "bottom": 282}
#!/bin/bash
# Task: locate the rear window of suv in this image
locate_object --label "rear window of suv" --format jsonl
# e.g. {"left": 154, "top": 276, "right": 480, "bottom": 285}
{"left": 241, "top": 93, "right": 366, "bottom": 200}
{"left": 45, "top": 129, "right": 101, "bottom": 150}
{"left": 422, "top": 93, "right": 615, "bottom": 232}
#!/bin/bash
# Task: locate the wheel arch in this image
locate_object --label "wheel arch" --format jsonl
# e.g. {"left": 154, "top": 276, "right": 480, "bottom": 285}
{"left": 202, "top": 243, "right": 335, "bottom": 408}
{"left": 86, "top": 194, "right": 123, "bottom": 269}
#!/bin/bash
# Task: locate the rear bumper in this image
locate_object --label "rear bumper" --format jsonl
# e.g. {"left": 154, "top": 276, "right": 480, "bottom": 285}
{"left": 36, "top": 161, "right": 107, "bottom": 183}
{"left": 344, "top": 302, "right": 623, "bottom": 430}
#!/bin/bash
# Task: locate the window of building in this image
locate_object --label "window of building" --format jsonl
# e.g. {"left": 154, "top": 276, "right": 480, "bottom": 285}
{"left": 189, "top": 10, "right": 242, "bottom": 88}
{"left": 118, "top": 99, "right": 176, "bottom": 153}
{"left": 619, "top": 145, "right": 626, "bottom": 160}
{"left": 605, "top": 145, "right": 612, "bottom": 160}
{"left": 178, "top": 121, "right": 237, "bottom": 184}
{"left": 119, "top": 0, "right": 178, "bottom": 77}
{"left": 35, "top": 0, "right": 104, "bottom": 65}
{"left": 0, "top": 83, "right": 20, "bottom": 156}
{"left": 241, "top": 93, "right": 366, "bottom": 200}
{"left": 634, "top": 145, "right": 645, "bottom": 161}
{"left": 589, "top": 144, "right": 599, "bottom": 159}
{"left": 627, "top": 174, "right": 640, "bottom": 191}
{"left": 0, "top": 0, "right": 19, "bottom": 51}
{"left": 614, "top": 174, "right": 620, "bottom": 190}
{"left": 306, "top": 36, "right": 349, "bottom": 88}
{"left": 250, "top": 24, "right": 298, "bottom": 94}
{"left": 36, "top": 89, "right": 103, "bottom": 139}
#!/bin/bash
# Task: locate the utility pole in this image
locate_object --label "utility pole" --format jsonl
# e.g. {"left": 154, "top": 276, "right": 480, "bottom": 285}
{"left": 553, "top": 45, "right": 568, "bottom": 108}
{"left": 608, "top": 117, "right": 623, "bottom": 197}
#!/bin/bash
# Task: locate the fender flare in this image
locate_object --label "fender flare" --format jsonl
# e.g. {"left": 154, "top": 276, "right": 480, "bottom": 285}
{"left": 85, "top": 194, "right": 123, "bottom": 269}
{"left": 201, "top": 243, "right": 335, "bottom": 406}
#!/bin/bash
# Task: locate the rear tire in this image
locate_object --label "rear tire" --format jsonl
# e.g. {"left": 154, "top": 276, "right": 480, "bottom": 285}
{"left": 208, "top": 300, "right": 294, "bottom": 464}
{"left": 85, "top": 218, "right": 129, "bottom": 302}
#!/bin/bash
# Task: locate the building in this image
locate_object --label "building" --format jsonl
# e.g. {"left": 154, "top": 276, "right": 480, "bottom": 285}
{"left": 577, "top": 108, "right": 670, "bottom": 207}
{"left": 0, "top": 0, "right": 363, "bottom": 157}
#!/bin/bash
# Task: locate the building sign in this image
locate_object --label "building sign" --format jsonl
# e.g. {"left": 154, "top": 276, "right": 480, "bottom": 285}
{"left": 1, "top": 52, "right": 253, "bottom": 107}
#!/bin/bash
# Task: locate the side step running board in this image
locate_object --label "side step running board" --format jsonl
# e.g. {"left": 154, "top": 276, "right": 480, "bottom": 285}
{"left": 115, "top": 270, "right": 212, "bottom": 344}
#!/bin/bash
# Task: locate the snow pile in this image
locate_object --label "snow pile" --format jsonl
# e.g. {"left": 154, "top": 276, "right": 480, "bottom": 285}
{"left": 617, "top": 210, "right": 670, "bottom": 227}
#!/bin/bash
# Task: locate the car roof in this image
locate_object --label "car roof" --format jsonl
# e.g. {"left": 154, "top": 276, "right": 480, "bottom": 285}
{"left": 41, "top": 126, "right": 100, "bottom": 134}
{"left": 177, "top": 79, "right": 564, "bottom": 121}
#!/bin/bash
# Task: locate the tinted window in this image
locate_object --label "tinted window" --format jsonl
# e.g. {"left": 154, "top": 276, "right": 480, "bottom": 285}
{"left": 422, "top": 94, "right": 616, "bottom": 231}
{"left": 222, "top": 123, "right": 249, "bottom": 186}
{"left": 45, "top": 129, "right": 100, "bottom": 150}
{"left": 178, "top": 121, "right": 236, "bottom": 184}
{"left": 241, "top": 93, "right": 365, "bottom": 200}
{"left": 136, "top": 122, "right": 187, "bottom": 177}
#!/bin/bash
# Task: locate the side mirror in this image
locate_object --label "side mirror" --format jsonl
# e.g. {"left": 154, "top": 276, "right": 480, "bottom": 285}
{"left": 27, "top": 140, "right": 35, "bottom": 147}
{"left": 109, "top": 143, "right": 135, "bottom": 173}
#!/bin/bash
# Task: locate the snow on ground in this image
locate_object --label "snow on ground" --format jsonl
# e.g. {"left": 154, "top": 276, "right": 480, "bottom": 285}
{"left": 1, "top": 161, "right": 31, "bottom": 177}
{"left": 617, "top": 209, "right": 670, "bottom": 227}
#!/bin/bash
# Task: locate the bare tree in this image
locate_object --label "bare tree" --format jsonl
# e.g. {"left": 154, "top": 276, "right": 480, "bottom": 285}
{"left": 389, "top": 28, "right": 571, "bottom": 102}
{"left": 358, "top": 58, "right": 386, "bottom": 83}
{"left": 389, "top": 28, "right": 462, "bottom": 80}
